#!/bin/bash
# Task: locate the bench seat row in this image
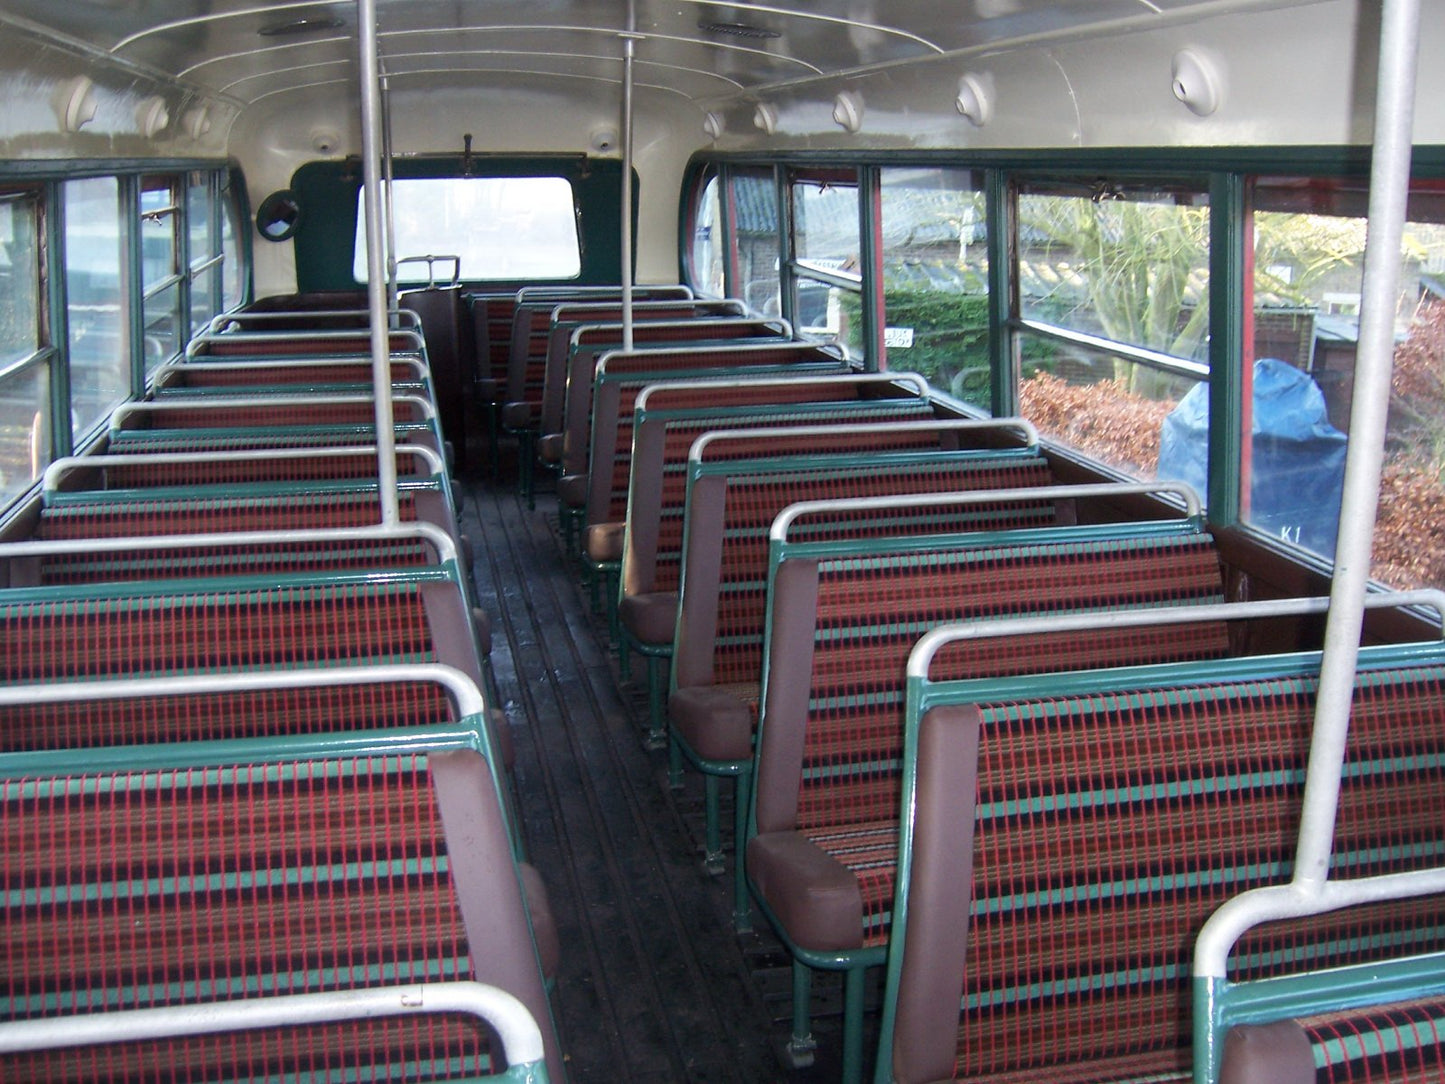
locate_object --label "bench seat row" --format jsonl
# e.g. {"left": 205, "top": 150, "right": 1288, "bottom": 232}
{"left": 0, "top": 305, "right": 568, "bottom": 1082}
{"left": 503, "top": 300, "right": 1445, "bottom": 1084}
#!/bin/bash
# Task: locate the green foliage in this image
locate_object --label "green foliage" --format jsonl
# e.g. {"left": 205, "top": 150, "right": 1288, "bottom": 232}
{"left": 1252, "top": 213, "right": 1366, "bottom": 306}
{"left": 1020, "top": 195, "right": 1210, "bottom": 382}
{"left": 840, "top": 287, "right": 991, "bottom": 405}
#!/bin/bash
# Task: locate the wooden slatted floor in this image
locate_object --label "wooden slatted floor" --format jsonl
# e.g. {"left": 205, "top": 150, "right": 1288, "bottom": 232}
{"left": 459, "top": 457, "right": 873, "bottom": 1084}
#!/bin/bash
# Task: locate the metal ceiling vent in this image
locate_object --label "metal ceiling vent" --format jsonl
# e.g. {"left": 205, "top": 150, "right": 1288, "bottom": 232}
{"left": 698, "top": 20, "right": 781, "bottom": 40}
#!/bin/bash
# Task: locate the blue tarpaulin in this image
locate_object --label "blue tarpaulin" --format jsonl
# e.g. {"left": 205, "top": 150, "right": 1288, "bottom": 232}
{"left": 1158, "top": 358, "right": 1347, "bottom": 557}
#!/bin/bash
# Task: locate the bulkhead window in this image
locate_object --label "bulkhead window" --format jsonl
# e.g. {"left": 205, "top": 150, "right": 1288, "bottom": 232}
{"left": 352, "top": 176, "right": 581, "bottom": 282}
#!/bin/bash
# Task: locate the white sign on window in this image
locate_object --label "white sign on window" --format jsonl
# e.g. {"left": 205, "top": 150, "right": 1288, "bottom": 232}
{"left": 884, "top": 327, "right": 915, "bottom": 348}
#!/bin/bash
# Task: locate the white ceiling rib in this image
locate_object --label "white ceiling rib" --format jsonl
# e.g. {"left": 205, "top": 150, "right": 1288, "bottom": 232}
{"left": 0, "top": 0, "right": 1310, "bottom": 115}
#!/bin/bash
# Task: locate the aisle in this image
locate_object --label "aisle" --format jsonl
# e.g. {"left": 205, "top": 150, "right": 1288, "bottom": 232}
{"left": 456, "top": 467, "right": 864, "bottom": 1083}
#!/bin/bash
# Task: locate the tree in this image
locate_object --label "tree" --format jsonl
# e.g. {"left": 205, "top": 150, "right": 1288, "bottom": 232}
{"left": 1019, "top": 194, "right": 1211, "bottom": 392}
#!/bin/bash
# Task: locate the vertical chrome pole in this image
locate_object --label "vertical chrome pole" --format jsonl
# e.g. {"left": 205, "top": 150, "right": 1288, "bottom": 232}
{"left": 382, "top": 73, "right": 399, "bottom": 326}
{"left": 357, "top": 0, "right": 400, "bottom": 526}
{"left": 1293, "top": 0, "right": 1420, "bottom": 886}
{"left": 620, "top": 1, "right": 637, "bottom": 351}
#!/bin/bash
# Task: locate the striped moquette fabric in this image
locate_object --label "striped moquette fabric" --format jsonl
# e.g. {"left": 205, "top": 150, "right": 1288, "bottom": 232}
{"left": 503, "top": 305, "right": 560, "bottom": 415}
{"left": 190, "top": 334, "right": 419, "bottom": 357}
{"left": 106, "top": 427, "right": 438, "bottom": 454}
{"left": 604, "top": 376, "right": 877, "bottom": 532}
{"left": 113, "top": 398, "right": 433, "bottom": 431}
{"left": 693, "top": 458, "right": 1060, "bottom": 692}
{"left": 503, "top": 287, "right": 696, "bottom": 419}
{"left": 0, "top": 581, "right": 445, "bottom": 682}
{"left": 34, "top": 493, "right": 430, "bottom": 539}
{"left": 50, "top": 448, "right": 440, "bottom": 491}
{"left": 31, "top": 536, "right": 439, "bottom": 586}
{"left": 0, "top": 680, "right": 456, "bottom": 752}
{"left": 474, "top": 293, "right": 514, "bottom": 394}
{"left": 936, "top": 658, "right": 1445, "bottom": 1083}
{"left": 158, "top": 360, "right": 424, "bottom": 387}
{"left": 1302, "top": 996, "right": 1445, "bottom": 1083}
{"left": 554, "top": 318, "right": 780, "bottom": 474}
{"left": 1, "top": 748, "right": 496, "bottom": 1082}
{"left": 1221, "top": 996, "right": 1445, "bottom": 1084}
{"left": 778, "top": 532, "right": 1229, "bottom": 952}
{"left": 585, "top": 345, "right": 847, "bottom": 525}
{"left": 626, "top": 399, "right": 937, "bottom": 597}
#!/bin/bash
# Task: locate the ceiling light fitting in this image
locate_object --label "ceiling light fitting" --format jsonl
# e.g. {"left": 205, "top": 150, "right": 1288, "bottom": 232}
{"left": 955, "top": 73, "right": 992, "bottom": 127}
{"left": 832, "top": 91, "right": 864, "bottom": 134}
{"left": 136, "top": 96, "right": 170, "bottom": 139}
{"left": 183, "top": 105, "right": 212, "bottom": 140}
{"left": 1171, "top": 48, "right": 1221, "bottom": 116}
{"left": 55, "top": 75, "right": 97, "bottom": 133}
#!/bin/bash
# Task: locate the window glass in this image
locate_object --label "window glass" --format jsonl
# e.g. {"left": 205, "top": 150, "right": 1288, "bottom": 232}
{"left": 65, "top": 177, "right": 130, "bottom": 438}
{"left": 0, "top": 194, "right": 41, "bottom": 367}
{"left": 690, "top": 172, "right": 726, "bottom": 298}
{"left": 731, "top": 169, "right": 780, "bottom": 318}
{"left": 190, "top": 266, "right": 215, "bottom": 338}
{"left": 221, "top": 181, "right": 244, "bottom": 311}
{"left": 141, "top": 178, "right": 178, "bottom": 287}
{"left": 1015, "top": 181, "right": 1210, "bottom": 482}
{"left": 0, "top": 361, "right": 50, "bottom": 509}
{"left": 140, "top": 177, "right": 181, "bottom": 369}
{"left": 879, "top": 167, "right": 989, "bottom": 409}
{"left": 1016, "top": 331, "right": 1187, "bottom": 480}
{"left": 187, "top": 172, "right": 211, "bottom": 271}
{"left": 791, "top": 174, "right": 861, "bottom": 355}
{"left": 793, "top": 176, "right": 860, "bottom": 272}
{"left": 143, "top": 283, "right": 181, "bottom": 371}
{"left": 1241, "top": 177, "right": 1445, "bottom": 589}
{"left": 187, "top": 171, "right": 215, "bottom": 334}
{"left": 353, "top": 177, "right": 580, "bottom": 282}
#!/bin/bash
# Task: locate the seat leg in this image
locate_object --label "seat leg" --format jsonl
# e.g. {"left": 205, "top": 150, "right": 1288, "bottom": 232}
{"left": 667, "top": 733, "right": 683, "bottom": 789}
{"left": 517, "top": 432, "right": 537, "bottom": 509}
{"left": 601, "top": 566, "right": 621, "bottom": 644}
{"left": 841, "top": 964, "right": 867, "bottom": 1084}
{"left": 703, "top": 774, "right": 725, "bottom": 875}
{"left": 583, "top": 560, "right": 601, "bottom": 613}
{"left": 732, "top": 770, "right": 752, "bottom": 931}
{"left": 643, "top": 654, "right": 667, "bottom": 749}
{"left": 487, "top": 403, "right": 500, "bottom": 481}
{"left": 781, "top": 960, "right": 817, "bottom": 1068}
{"left": 559, "top": 504, "right": 576, "bottom": 555}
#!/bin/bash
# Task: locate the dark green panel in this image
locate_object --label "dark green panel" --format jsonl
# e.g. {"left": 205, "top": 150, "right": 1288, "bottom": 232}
{"left": 289, "top": 155, "right": 636, "bottom": 292}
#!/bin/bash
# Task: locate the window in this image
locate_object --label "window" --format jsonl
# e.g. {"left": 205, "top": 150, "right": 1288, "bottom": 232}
{"left": 1013, "top": 180, "right": 1211, "bottom": 481}
{"left": 791, "top": 172, "right": 862, "bottom": 359}
{"left": 353, "top": 176, "right": 581, "bottom": 282}
{"left": 690, "top": 171, "right": 726, "bottom": 299}
{"left": 187, "top": 172, "right": 217, "bottom": 336}
{"left": 140, "top": 175, "right": 183, "bottom": 371}
{"left": 1243, "top": 176, "right": 1445, "bottom": 590}
{"left": 731, "top": 169, "right": 781, "bottom": 319}
{"left": 220, "top": 176, "right": 244, "bottom": 311}
{"left": 0, "top": 193, "right": 40, "bottom": 368}
{"left": 879, "top": 167, "right": 989, "bottom": 409}
{"left": 65, "top": 176, "right": 130, "bottom": 439}
{"left": 0, "top": 191, "right": 50, "bottom": 507}
{"left": 0, "top": 165, "right": 238, "bottom": 521}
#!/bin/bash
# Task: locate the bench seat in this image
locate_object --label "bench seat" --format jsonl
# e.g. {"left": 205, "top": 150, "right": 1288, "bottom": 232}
{"left": 0, "top": 722, "right": 563, "bottom": 1082}
{"left": 881, "top": 633, "right": 1445, "bottom": 1084}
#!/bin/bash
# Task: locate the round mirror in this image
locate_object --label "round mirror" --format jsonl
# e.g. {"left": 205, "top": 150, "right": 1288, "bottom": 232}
{"left": 256, "top": 189, "right": 301, "bottom": 242}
